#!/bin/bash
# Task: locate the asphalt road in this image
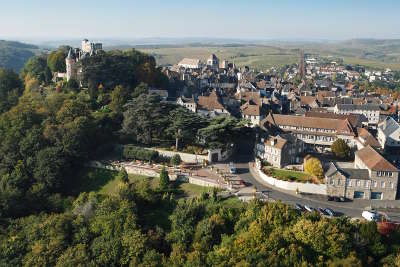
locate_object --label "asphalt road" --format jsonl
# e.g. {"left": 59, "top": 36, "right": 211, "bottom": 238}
{"left": 233, "top": 159, "right": 400, "bottom": 221}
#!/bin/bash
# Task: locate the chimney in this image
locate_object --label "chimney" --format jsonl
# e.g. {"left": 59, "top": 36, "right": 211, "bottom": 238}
{"left": 271, "top": 138, "right": 277, "bottom": 146}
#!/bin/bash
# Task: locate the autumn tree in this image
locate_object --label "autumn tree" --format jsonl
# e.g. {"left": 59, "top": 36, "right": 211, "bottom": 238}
{"left": 304, "top": 157, "right": 324, "bottom": 179}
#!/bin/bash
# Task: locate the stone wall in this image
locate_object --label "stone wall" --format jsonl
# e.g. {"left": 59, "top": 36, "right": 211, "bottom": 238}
{"left": 124, "top": 165, "right": 159, "bottom": 177}
{"left": 148, "top": 148, "right": 208, "bottom": 163}
{"left": 257, "top": 168, "right": 327, "bottom": 195}
{"left": 188, "top": 176, "right": 226, "bottom": 189}
{"left": 88, "top": 161, "right": 223, "bottom": 188}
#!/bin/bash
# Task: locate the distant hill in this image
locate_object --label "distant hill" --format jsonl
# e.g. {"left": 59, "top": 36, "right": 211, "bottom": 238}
{"left": 0, "top": 40, "right": 42, "bottom": 72}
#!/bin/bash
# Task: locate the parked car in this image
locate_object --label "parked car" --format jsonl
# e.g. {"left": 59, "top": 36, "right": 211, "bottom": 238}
{"left": 333, "top": 196, "right": 346, "bottom": 202}
{"left": 304, "top": 205, "right": 315, "bottom": 212}
{"left": 324, "top": 208, "right": 335, "bottom": 217}
{"left": 327, "top": 196, "right": 334, "bottom": 201}
{"left": 362, "top": 210, "right": 378, "bottom": 221}
{"left": 230, "top": 166, "right": 236, "bottom": 174}
{"left": 317, "top": 207, "right": 327, "bottom": 215}
{"left": 229, "top": 162, "right": 236, "bottom": 174}
{"left": 294, "top": 203, "right": 304, "bottom": 211}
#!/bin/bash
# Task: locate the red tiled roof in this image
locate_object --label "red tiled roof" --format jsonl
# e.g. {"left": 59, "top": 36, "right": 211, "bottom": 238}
{"left": 355, "top": 145, "right": 397, "bottom": 171}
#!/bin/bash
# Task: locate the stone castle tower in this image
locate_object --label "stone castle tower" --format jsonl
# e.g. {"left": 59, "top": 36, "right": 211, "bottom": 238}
{"left": 65, "top": 39, "right": 103, "bottom": 82}
{"left": 66, "top": 48, "right": 77, "bottom": 81}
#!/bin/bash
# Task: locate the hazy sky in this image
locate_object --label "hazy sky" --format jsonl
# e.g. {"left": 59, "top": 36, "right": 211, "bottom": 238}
{"left": 1, "top": 0, "right": 399, "bottom": 41}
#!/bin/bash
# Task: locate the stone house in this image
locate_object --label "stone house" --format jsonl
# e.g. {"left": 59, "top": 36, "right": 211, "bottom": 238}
{"left": 177, "top": 96, "right": 197, "bottom": 112}
{"left": 240, "top": 100, "right": 268, "bottom": 127}
{"left": 326, "top": 145, "right": 399, "bottom": 200}
{"left": 256, "top": 134, "right": 305, "bottom": 168}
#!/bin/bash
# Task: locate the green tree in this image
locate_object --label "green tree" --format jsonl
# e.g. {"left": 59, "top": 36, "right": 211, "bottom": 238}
{"left": 132, "top": 82, "right": 149, "bottom": 98}
{"left": 47, "top": 46, "right": 69, "bottom": 73}
{"left": 159, "top": 166, "right": 169, "bottom": 190}
{"left": 66, "top": 78, "right": 79, "bottom": 91}
{"left": 166, "top": 107, "right": 207, "bottom": 150}
{"left": 304, "top": 157, "right": 324, "bottom": 179}
{"left": 21, "top": 56, "right": 52, "bottom": 84}
{"left": 0, "top": 68, "right": 23, "bottom": 112}
{"left": 331, "top": 138, "right": 351, "bottom": 159}
{"left": 117, "top": 168, "right": 129, "bottom": 184}
{"left": 110, "top": 85, "right": 129, "bottom": 113}
{"left": 122, "top": 93, "right": 171, "bottom": 145}
{"left": 170, "top": 154, "right": 182, "bottom": 166}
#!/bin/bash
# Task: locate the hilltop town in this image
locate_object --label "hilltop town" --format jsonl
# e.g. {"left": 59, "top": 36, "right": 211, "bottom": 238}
{"left": 153, "top": 49, "right": 400, "bottom": 203}
{"left": 3, "top": 38, "right": 400, "bottom": 266}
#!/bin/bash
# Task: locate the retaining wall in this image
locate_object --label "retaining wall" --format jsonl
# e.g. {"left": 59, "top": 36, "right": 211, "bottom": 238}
{"left": 88, "top": 161, "right": 222, "bottom": 188}
{"left": 188, "top": 176, "right": 226, "bottom": 189}
{"left": 149, "top": 149, "right": 208, "bottom": 163}
{"left": 257, "top": 169, "right": 327, "bottom": 195}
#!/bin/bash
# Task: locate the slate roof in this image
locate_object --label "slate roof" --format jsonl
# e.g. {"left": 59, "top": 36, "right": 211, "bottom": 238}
{"left": 337, "top": 104, "right": 380, "bottom": 111}
{"left": 378, "top": 116, "right": 400, "bottom": 137}
{"left": 325, "top": 163, "right": 370, "bottom": 180}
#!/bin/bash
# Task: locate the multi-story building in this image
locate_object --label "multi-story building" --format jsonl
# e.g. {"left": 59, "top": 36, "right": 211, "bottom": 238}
{"left": 256, "top": 134, "right": 305, "bottom": 168}
{"left": 240, "top": 100, "right": 268, "bottom": 127}
{"left": 377, "top": 116, "right": 400, "bottom": 151}
{"left": 334, "top": 104, "right": 380, "bottom": 127}
{"left": 178, "top": 58, "right": 201, "bottom": 69}
{"left": 326, "top": 145, "right": 398, "bottom": 200}
{"left": 263, "top": 114, "right": 357, "bottom": 150}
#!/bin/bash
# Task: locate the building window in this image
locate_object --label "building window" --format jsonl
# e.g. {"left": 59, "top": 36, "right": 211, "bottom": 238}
{"left": 356, "top": 180, "right": 361, "bottom": 187}
{"left": 330, "top": 179, "right": 334, "bottom": 185}
{"left": 364, "top": 181, "right": 369, "bottom": 188}
{"left": 389, "top": 181, "right": 393, "bottom": 189}
{"left": 381, "top": 181, "right": 385, "bottom": 188}
{"left": 346, "top": 178, "right": 351, "bottom": 187}
{"left": 372, "top": 180, "right": 377, "bottom": 188}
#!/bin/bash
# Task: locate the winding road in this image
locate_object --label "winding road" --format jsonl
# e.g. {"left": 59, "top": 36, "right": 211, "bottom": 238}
{"left": 232, "top": 157, "right": 400, "bottom": 221}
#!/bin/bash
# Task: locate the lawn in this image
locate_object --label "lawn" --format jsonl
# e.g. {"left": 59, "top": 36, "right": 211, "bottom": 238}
{"left": 71, "top": 167, "right": 216, "bottom": 197}
{"left": 265, "top": 168, "right": 313, "bottom": 183}
{"left": 176, "top": 181, "right": 212, "bottom": 197}
{"left": 100, "top": 172, "right": 154, "bottom": 195}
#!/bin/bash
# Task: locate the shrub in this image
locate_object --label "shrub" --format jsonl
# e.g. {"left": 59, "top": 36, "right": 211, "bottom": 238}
{"left": 170, "top": 154, "right": 182, "bottom": 166}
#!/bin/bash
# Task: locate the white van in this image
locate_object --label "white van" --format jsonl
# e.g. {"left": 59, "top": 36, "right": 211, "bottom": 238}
{"left": 362, "top": 210, "right": 378, "bottom": 221}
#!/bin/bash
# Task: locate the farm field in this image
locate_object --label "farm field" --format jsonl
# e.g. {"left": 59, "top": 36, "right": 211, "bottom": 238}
{"left": 137, "top": 45, "right": 300, "bottom": 71}
{"left": 136, "top": 39, "right": 400, "bottom": 71}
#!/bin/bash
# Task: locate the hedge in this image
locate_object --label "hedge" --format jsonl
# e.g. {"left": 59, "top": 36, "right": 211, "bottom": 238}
{"left": 122, "top": 146, "right": 159, "bottom": 162}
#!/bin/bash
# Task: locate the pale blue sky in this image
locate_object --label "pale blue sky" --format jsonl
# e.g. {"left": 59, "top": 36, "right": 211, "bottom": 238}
{"left": 0, "top": 0, "right": 399, "bottom": 40}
